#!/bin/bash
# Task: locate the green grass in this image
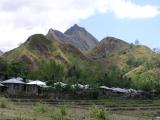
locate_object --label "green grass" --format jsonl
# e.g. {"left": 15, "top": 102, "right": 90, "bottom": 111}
{"left": 90, "top": 105, "right": 107, "bottom": 120}
{"left": 0, "top": 97, "right": 160, "bottom": 120}
{"left": 0, "top": 97, "right": 13, "bottom": 108}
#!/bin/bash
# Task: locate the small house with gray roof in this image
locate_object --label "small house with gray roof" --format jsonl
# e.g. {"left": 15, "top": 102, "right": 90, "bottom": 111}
{"left": 26, "top": 80, "right": 47, "bottom": 95}
{"left": 2, "top": 78, "right": 25, "bottom": 95}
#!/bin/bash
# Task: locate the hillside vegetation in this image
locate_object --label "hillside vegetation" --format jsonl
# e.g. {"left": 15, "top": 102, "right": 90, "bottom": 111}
{"left": 1, "top": 33, "right": 101, "bottom": 85}
{"left": 0, "top": 24, "right": 160, "bottom": 94}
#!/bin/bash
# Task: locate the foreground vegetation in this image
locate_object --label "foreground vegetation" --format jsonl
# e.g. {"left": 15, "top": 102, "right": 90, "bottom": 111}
{"left": 0, "top": 97, "right": 160, "bottom": 120}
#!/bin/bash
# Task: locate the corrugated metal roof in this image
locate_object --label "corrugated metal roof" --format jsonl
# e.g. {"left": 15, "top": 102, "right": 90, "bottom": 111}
{"left": 0, "top": 83, "right": 5, "bottom": 86}
{"left": 2, "top": 78, "right": 25, "bottom": 84}
{"left": 100, "top": 86, "right": 112, "bottom": 90}
{"left": 71, "top": 84, "right": 89, "bottom": 89}
{"left": 54, "top": 82, "right": 67, "bottom": 87}
{"left": 27, "top": 80, "right": 46, "bottom": 87}
{"left": 99, "top": 86, "right": 138, "bottom": 93}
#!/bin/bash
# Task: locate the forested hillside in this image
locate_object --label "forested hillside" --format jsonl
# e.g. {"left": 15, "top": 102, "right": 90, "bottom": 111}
{"left": 0, "top": 25, "right": 160, "bottom": 94}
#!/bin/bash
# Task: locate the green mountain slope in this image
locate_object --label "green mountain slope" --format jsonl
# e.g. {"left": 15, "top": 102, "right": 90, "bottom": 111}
{"left": 2, "top": 33, "right": 102, "bottom": 85}
{"left": 4, "top": 34, "right": 89, "bottom": 72}
{"left": 88, "top": 37, "right": 130, "bottom": 59}
{"left": 88, "top": 37, "right": 156, "bottom": 69}
{"left": 87, "top": 36, "right": 160, "bottom": 89}
{"left": 1, "top": 25, "right": 160, "bottom": 91}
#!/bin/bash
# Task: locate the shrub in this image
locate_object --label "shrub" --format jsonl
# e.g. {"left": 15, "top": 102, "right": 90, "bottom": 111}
{"left": 60, "top": 105, "right": 67, "bottom": 116}
{"left": 0, "top": 112, "right": 4, "bottom": 119}
{"left": 15, "top": 112, "right": 26, "bottom": 120}
{"left": 51, "top": 105, "right": 69, "bottom": 120}
{"left": 97, "top": 109, "right": 106, "bottom": 120}
{"left": 90, "top": 105, "right": 106, "bottom": 120}
{"left": 51, "top": 110, "right": 69, "bottom": 120}
{"left": 0, "top": 97, "right": 10, "bottom": 108}
{"left": 34, "top": 103, "right": 48, "bottom": 113}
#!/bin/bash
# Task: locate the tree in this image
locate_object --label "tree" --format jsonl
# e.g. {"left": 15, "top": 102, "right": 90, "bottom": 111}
{"left": 134, "top": 40, "right": 140, "bottom": 46}
{"left": 37, "top": 60, "right": 64, "bottom": 85}
{"left": 130, "top": 43, "right": 134, "bottom": 48}
{"left": 7, "top": 62, "right": 29, "bottom": 78}
{"left": 66, "top": 65, "right": 82, "bottom": 84}
{"left": 0, "top": 58, "right": 8, "bottom": 79}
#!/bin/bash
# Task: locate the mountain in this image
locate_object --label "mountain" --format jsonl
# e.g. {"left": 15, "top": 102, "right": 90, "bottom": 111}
{"left": 87, "top": 36, "right": 160, "bottom": 89}
{"left": 88, "top": 36, "right": 157, "bottom": 70}
{"left": 46, "top": 24, "right": 98, "bottom": 52}
{"left": 88, "top": 37, "right": 130, "bottom": 59}
{"left": 2, "top": 32, "right": 100, "bottom": 85}
{"left": 0, "top": 50, "right": 3, "bottom": 56}
{"left": 3, "top": 34, "right": 89, "bottom": 72}
{"left": 1, "top": 25, "right": 160, "bottom": 90}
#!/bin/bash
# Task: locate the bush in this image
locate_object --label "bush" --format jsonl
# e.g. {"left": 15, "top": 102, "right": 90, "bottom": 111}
{"left": 97, "top": 109, "right": 106, "bottom": 120}
{"left": 51, "top": 111, "right": 65, "bottom": 120}
{"left": 0, "top": 112, "right": 4, "bottom": 119}
{"left": 90, "top": 105, "right": 106, "bottom": 120}
{"left": 0, "top": 97, "right": 10, "bottom": 108}
{"left": 51, "top": 110, "right": 69, "bottom": 120}
{"left": 51, "top": 105, "right": 69, "bottom": 120}
{"left": 15, "top": 112, "right": 26, "bottom": 120}
{"left": 34, "top": 103, "right": 48, "bottom": 113}
{"left": 60, "top": 105, "right": 67, "bottom": 116}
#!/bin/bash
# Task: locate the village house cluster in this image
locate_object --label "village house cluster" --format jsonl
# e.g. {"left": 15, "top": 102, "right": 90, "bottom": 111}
{"left": 0, "top": 77, "right": 91, "bottom": 97}
{"left": 0, "top": 77, "right": 47, "bottom": 95}
{"left": 0, "top": 77, "right": 141, "bottom": 98}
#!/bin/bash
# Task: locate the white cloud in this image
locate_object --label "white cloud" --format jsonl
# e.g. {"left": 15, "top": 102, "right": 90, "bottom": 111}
{"left": 0, "top": 0, "right": 109, "bottom": 51}
{"left": 0, "top": 0, "right": 159, "bottom": 51}
{"left": 109, "top": 0, "right": 160, "bottom": 19}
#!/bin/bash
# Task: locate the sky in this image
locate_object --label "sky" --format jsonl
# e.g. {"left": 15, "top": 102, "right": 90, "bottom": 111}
{"left": 0, "top": 0, "right": 160, "bottom": 52}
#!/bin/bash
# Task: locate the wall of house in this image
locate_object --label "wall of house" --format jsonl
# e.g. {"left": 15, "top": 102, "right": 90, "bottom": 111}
{"left": 26, "top": 85, "right": 39, "bottom": 95}
{"left": 4, "top": 84, "right": 25, "bottom": 95}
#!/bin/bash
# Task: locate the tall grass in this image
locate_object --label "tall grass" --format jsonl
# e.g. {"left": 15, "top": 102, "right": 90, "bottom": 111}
{"left": 90, "top": 105, "right": 116, "bottom": 120}
{"left": 34, "top": 102, "right": 49, "bottom": 113}
{"left": 0, "top": 97, "right": 12, "bottom": 108}
{"left": 15, "top": 112, "right": 26, "bottom": 120}
{"left": 51, "top": 105, "right": 69, "bottom": 120}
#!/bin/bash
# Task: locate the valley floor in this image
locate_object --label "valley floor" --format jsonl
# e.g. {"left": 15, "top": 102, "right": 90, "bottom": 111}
{"left": 0, "top": 97, "right": 160, "bottom": 120}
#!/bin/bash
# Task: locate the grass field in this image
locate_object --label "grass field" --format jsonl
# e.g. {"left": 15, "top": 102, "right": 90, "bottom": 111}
{"left": 0, "top": 97, "right": 160, "bottom": 120}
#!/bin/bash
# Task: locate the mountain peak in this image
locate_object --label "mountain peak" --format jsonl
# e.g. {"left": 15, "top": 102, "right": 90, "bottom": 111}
{"left": 72, "top": 24, "right": 83, "bottom": 29}
{"left": 73, "top": 24, "right": 79, "bottom": 28}
{"left": 64, "top": 24, "right": 85, "bottom": 35}
{"left": 47, "top": 24, "right": 98, "bottom": 52}
{"left": 88, "top": 37, "right": 130, "bottom": 59}
{"left": 101, "top": 37, "right": 129, "bottom": 45}
{"left": 100, "top": 36, "right": 130, "bottom": 50}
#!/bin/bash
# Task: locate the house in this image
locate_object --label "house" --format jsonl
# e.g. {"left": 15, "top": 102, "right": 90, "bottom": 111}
{"left": 26, "top": 80, "right": 47, "bottom": 95}
{"left": 111, "top": 87, "right": 129, "bottom": 94}
{"left": 99, "top": 86, "right": 114, "bottom": 96}
{"left": 27, "top": 80, "right": 47, "bottom": 87}
{"left": 54, "top": 82, "right": 67, "bottom": 87}
{"left": 0, "top": 83, "right": 7, "bottom": 93}
{"left": 99, "top": 86, "right": 138, "bottom": 97}
{"left": 2, "top": 78, "right": 25, "bottom": 95}
{"left": 71, "top": 84, "right": 89, "bottom": 89}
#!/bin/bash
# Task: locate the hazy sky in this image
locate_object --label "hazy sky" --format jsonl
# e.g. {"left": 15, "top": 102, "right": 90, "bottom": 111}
{"left": 0, "top": 0, "right": 159, "bottom": 52}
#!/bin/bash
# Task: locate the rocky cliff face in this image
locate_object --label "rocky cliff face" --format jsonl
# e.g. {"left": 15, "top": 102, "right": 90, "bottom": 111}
{"left": 46, "top": 24, "right": 98, "bottom": 52}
